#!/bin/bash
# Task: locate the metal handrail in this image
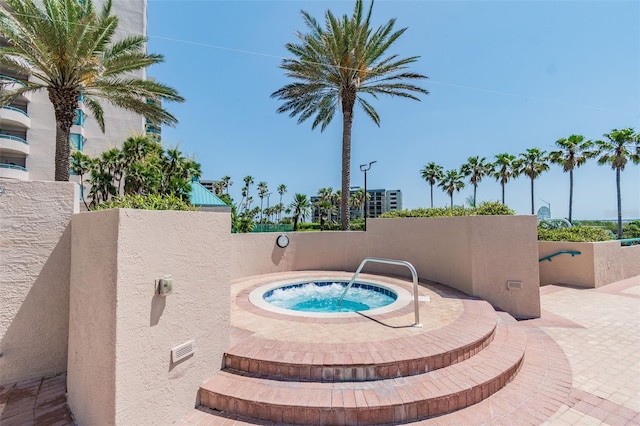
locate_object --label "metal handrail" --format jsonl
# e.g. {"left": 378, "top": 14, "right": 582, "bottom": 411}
{"left": 1, "top": 105, "right": 28, "bottom": 116}
{"left": 0, "top": 75, "right": 26, "bottom": 86}
{"left": 0, "top": 134, "right": 28, "bottom": 144}
{"left": 339, "top": 257, "right": 422, "bottom": 327}
{"left": 619, "top": 238, "right": 640, "bottom": 246}
{"left": 538, "top": 250, "right": 581, "bottom": 262}
{"left": 0, "top": 163, "right": 27, "bottom": 171}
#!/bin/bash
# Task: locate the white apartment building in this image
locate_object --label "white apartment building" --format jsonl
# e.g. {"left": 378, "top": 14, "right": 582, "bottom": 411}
{"left": 0, "top": 0, "right": 149, "bottom": 181}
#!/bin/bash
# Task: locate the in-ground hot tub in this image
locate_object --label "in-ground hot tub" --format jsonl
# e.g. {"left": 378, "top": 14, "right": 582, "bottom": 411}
{"left": 249, "top": 277, "right": 413, "bottom": 318}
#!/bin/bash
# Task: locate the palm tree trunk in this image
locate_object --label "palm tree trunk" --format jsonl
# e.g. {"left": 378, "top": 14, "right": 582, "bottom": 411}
{"left": 430, "top": 184, "right": 434, "bottom": 208}
{"left": 49, "top": 89, "right": 78, "bottom": 181}
{"left": 530, "top": 177, "right": 535, "bottom": 215}
{"left": 473, "top": 184, "right": 477, "bottom": 207}
{"left": 450, "top": 193, "right": 453, "bottom": 209}
{"left": 616, "top": 168, "right": 622, "bottom": 238}
{"left": 568, "top": 169, "right": 574, "bottom": 223}
{"left": 341, "top": 94, "right": 355, "bottom": 231}
{"left": 501, "top": 182, "right": 505, "bottom": 204}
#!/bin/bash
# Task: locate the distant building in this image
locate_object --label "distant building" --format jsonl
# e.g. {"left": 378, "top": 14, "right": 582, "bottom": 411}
{"left": 310, "top": 188, "right": 402, "bottom": 223}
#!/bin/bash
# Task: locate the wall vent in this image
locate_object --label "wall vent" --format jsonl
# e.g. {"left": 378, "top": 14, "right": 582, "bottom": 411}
{"left": 171, "top": 340, "right": 195, "bottom": 363}
{"left": 507, "top": 280, "right": 523, "bottom": 290}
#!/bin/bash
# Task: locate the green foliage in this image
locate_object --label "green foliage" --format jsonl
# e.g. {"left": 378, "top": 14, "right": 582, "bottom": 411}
{"left": 380, "top": 202, "right": 514, "bottom": 218}
{"left": 77, "top": 134, "right": 201, "bottom": 211}
{"left": 94, "top": 194, "right": 195, "bottom": 211}
{"left": 537, "top": 226, "right": 612, "bottom": 242}
{"left": 623, "top": 221, "right": 640, "bottom": 239}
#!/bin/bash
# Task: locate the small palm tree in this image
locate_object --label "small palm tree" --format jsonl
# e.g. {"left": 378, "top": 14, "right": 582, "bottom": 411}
{"left": 491, "top": 153, "right": 518, "bottom": 204}
{"left": 420, "top": 162, "right": 444, "bottom": 208}
{"left": 290, "top": 193, "right": 311, "bottom": 231}
{"left": 549, "top": 135, "right": 595, "bottom": 223}
{"left": 438, "top": 169, "right": 465, "bottom": 209}
{"left": 596, "top": 128, "right": 640, "bottom": 238}
{"left": 516, "top": 148, "right": 550, "bottom": 214}
{"left": 461, "top": 156, "right": 491, "bottom": 207}
{"left": 277, "top": 184, "right": 287, "bottom": 221}
{"left": 221, "top": 176, "right": 233, "bottom": 194}
{"left": 70, "top": 151, "right": 92, "bottom": 210}
{"left": 0, "top": 0, "right": 184, "bottom": 181}
{"left": 272, "top": 0, "right": 428, "bottom": 230}
{"left": 257, "top": 181, "right": 269, "bottom": 223}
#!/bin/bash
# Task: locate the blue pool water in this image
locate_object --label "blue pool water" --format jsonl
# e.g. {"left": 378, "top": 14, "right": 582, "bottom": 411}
{"left": 263, "top": 281, "right": 397, "bottom": 313}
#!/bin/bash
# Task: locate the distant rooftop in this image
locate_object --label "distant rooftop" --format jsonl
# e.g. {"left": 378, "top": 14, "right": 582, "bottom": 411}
{"left": 189, "top": 180, "right": 228, "bottom": 207}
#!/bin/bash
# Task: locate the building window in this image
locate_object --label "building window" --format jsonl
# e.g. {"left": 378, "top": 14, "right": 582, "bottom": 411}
{"left": 73, "top": 109, "right": 84, "bottom": 126}
{"left": 70, "top": 133, "right": 84, "bottom": 151}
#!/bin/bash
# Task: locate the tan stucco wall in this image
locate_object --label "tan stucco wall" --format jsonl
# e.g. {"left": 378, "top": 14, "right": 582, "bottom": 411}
{"left": 231, "top": 216, "right": 541, "bottom": 318}
{"left": 0, "top": 180, "right": 78, "bottom": 385}
{"left": 540, "top": 241, "right": 640, "bottom": 288}
{"left": 67, "top": 209, "right": 231, "bottom": 425}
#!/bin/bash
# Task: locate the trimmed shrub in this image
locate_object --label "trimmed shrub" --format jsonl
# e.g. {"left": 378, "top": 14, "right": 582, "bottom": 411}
{"left": 94, "top": 194, "right": 195, "bottom": 211}
{"left": 537, "top": 226, "right": 612, "bottom": 242}
{"left": 380, "top": 202, "right": 514, "bottom": 218}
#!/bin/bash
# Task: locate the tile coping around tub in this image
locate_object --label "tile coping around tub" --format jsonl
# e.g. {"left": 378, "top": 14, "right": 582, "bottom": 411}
{"left": 247, "top": 276, "right": 416, "bottom": 319}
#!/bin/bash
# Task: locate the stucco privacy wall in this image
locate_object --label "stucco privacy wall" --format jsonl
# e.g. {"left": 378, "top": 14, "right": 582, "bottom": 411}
{"left": 0, "top": 180, "right": 78, "bottom": 384}
{"left": 231, "top": 216, "right": 540, "bottom": 318}
{"left": 539, "top": 241, "right": 640, "bottom": 288}
{"left": 68, "top": 209, "right": 231, "bottom": 425}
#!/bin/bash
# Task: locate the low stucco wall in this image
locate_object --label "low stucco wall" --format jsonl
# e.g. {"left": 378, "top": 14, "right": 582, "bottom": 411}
{"left": 0, "top": 180, "right": 78, "bottom": 385}
{"left": 539, "top": 241, "right": 640, "bottom": 288}
{"left": 231, "top": 215, "right": 541, "bottom": 319}
{"left": 67, "top": 209, "right": 231, "bottom": 425}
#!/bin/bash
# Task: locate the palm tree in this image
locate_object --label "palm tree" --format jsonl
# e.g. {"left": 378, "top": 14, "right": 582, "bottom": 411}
{"left": 516, "top": 148, "right": 550, "bottom": 214}
{"left": 70, "top": 151, "right": 92, "bottom": 210}
{"left": 221, "top": 176, "right": 233, "bottom": 194}
{"left": 289, "top": 193, "right": 311, "bottom": 231}
{"left": 491, "top": 153, "right": 518, "bottom": 205}
{"left": 438, "top": 169, "right": 465, "bottom": 209}
{"left": 277, "top": 184, "right": 287, "bottom": 221}
{"left": 272, "top": 0, "right": 427, "bottom": 230}
{"left": 257, "top": 181, "right": 269, "bottom": 223}
{"left": 316, "top": 187, "right": 337, "bottom": 231}
{"left": 420, "top": 162, "right": 444, "bottom": 208}
{"left": 549, "top": 135, "right": 595, "bottom": 223}
{"left": 0, "top": 0, "right": 184, "bottom": 181}
{"left": 241, "top": 175, "right": 254, "bottom": 213}
{"left": 461, "top": 156, "right": 491, "bottom": 207}
{"left": 596, "top": 128, "right": 640, "bottom": 238}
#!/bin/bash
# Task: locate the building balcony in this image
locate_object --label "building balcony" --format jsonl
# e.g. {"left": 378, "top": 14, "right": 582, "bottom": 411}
{"left": 0, "top": 75, "right": 31, "bottom": 101}
{"left": 0, "top": 163, "right": 28, "bottom": 180}
{"left": 0, "top": 134, "right": 29, "bottom": 155}
{"left": 0, "top": 106, "right": 30, "bottom": 129}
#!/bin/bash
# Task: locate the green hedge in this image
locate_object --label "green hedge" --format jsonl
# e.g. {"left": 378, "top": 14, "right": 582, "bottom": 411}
{"left": 94, "top": 194, "right": 196, "bottom": 211}
{"left": 537, "top": 226, "right": 612, "bottom": 242}
{"left": 380, "top": 201, "right": 515, "bottom": 218}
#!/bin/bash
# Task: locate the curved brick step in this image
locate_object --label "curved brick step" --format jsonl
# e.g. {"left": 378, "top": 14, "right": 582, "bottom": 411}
{"left": 200, "top": 315, "right": 526, "bottom": 425}
{"left": 224, "top": 297, "right": 498, "bottom": 382}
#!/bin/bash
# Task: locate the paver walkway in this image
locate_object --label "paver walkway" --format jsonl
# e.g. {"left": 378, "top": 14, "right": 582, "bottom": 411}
{"left": 1, "top": 276, "right": 638, "bottom": 425}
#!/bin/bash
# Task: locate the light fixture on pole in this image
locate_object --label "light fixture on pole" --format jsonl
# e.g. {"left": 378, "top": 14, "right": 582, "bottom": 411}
{"left": 360, "top": 161, "right": 377, "bottom": 232}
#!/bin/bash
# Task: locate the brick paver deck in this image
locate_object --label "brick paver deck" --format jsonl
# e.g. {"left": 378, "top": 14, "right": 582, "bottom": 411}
{"left": 2, "top": 275, "right": 638, "bottom": 425}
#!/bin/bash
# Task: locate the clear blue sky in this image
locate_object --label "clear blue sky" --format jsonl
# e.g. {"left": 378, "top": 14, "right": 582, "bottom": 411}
{"left": 146, "top": 0, "right": 639, "bottom": 220}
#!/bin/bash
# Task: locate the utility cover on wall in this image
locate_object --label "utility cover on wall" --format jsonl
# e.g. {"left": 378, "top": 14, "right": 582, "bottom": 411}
{"left": 171, "top": 340, "right": 195, "bottom": 363}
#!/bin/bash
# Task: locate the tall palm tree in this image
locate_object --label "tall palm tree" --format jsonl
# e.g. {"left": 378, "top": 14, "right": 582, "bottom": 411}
{"left": 438, "top": 169, "right": 465, "bottom": 209}
{"left": 0, "top": 0, "right": 184, "bottom": 181}
{"left": 257, "top": 181, "right": 269, "bottom": 223}
{"left": 549, "top": 135, "right": 595, "bottom": 223}
{"left": 289, "top": 193, "right": 311, "bottom": 231}
{"left": 596, "top": 128, "right": 640, "bottom": 238}
{"left": 277, "top": 184, "right": 287, "bottom": 221}
{"left": 516, "top": 148, "right": 550, "bottom": 214}
{"left": 420, "top": 162, "right": 443, "bottom": 208}
{"left": 461, "top": 156, "right": 490, "bottom": 207}
{"left": 492, "top": 153, "right": 518, "bottom": 204}
{"left": 241, "top": 175, "right": 254, "bottom": 213}
{"left": 272, "top": 0, "right": 427, "bottom": 231}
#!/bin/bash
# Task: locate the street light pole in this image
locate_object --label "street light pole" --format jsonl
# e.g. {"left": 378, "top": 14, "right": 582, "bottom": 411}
{"left": 360, "top": 161, "right": 377, "bottom": 232}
